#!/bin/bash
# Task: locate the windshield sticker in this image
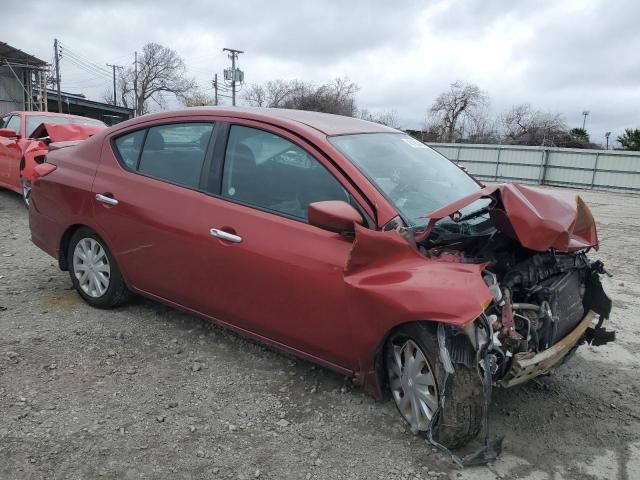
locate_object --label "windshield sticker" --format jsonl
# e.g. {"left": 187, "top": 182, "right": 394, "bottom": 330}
{"left": 401, "top": 137, "right": 428, "bottom": 149}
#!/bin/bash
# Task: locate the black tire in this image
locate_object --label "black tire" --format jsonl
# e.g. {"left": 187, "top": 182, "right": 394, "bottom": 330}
{"left": 68, "top": 227, "right": 132, "bottom": 309}
{"left": 384, "top": 322, "right": 483, "bottom": 449}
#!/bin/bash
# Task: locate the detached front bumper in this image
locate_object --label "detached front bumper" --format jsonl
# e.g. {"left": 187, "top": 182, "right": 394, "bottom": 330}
{"left": 499, "top": 310, "right": 596, "bottom": 387}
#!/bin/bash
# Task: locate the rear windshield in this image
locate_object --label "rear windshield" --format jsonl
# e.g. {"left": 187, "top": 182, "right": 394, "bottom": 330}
{"left": 26, "top": 115, "right": 104, "bottom": 137}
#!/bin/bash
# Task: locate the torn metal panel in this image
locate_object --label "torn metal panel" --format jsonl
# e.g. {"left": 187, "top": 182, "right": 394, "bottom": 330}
{"left": 30, "top": 123, "right": 104, "bottom": 142}
{"left": 344, "top": 224, "right": 493, "bottom": 329}
{"left": 499, "top": 310, "right": 595, "bottom": 387}
{"left": 417, "top": 183, "right": 599, "bottom": 253}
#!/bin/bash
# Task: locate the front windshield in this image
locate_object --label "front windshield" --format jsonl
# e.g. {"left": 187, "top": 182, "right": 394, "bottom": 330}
{"left": 26, "top": 115, "right": 104, "bottom": 137}
{"left": 329, "top": 133, "right": 482, "bottom": 228}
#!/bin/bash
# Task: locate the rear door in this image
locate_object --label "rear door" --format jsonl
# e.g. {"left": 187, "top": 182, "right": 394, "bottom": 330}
{"left": 189, "top": 121, "right": 370, "bottom": 369}
{"left": 91, "top": 120, "right": 217, "bottom": 306}
{"left": 0, "top": 114, "right": 22, "bottom": 189}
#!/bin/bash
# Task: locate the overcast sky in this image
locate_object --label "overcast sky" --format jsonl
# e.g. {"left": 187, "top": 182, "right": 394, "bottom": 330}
{"left": 4, "top": 0, "right": 639, "bottom": 145}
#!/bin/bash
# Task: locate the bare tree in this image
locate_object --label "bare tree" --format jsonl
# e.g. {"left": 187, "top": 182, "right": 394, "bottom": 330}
{"left": 113, "top": 43, "right": 196, "bottom": 116}
{"left": 242, "top": 77, "right": 359, "bottom": 116}
{"left": 242, "top": 80, "right": 294, "bottom": 108}
{"left": 500, "top": 103, "right": 567, "bottom": 146}
{"left": 359, "top": 109, "right": 401, "bottom": 128}
{"left": 181, "top": 91, "right": 214, "bottom": 107}
{"left": 429, "top": 81, "right": 488, "bottom": 142}
{"left": 242, "top": 84, "right": 267, "bottom": 107}
{"left": 463, "top": 109, "right": 499, "bottom": 144}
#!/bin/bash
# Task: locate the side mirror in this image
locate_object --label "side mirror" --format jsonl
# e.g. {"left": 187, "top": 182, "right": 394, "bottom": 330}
{"left": 0, "top": 128, "right": 18, "bottom": 138}
{"left": 308, "top": 200, "right": 364, "bottom": 234}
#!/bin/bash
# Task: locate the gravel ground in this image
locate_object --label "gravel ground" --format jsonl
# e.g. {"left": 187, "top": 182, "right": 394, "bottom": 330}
{"left": 1, "top": 187, "right": 639, "bottom": 480}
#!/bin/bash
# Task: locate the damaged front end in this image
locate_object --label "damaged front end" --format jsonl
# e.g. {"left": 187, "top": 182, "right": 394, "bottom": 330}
{"left": 417, "top": 184, "right": 614, "bottom": 389}
{"left": 397, "top": 184, "right": 613, "bottom": 464}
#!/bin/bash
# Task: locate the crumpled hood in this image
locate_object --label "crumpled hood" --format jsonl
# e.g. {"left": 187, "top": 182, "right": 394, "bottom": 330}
{"left": 30, "top": 123, "right": 104, "bottom": 142}
{"left": 418, "top": 183, "right": 598, "bottom": 252}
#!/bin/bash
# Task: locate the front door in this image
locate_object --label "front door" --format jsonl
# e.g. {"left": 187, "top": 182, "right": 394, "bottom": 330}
{"left": 191, "top": 123, "right": 364, "bottom": 369}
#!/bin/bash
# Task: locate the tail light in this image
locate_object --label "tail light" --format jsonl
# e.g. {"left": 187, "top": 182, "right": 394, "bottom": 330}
{"left": 33, "top": 163, "right": 57, "bottom": 180}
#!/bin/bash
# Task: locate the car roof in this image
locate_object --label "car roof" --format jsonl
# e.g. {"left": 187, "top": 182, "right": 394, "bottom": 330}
{"left": 121, "top": 107, "right": 401, "bottom": 136}
{"left": 18, "top": 111, "right": 100, "bottom": 121}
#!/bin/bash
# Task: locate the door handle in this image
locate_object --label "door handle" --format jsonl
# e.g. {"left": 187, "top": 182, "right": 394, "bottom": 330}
{"left": 209, "top": 228, "right": 242, "bottom": 243}
{"left": 95, "top": 193, "right": 118, "bottom": 206}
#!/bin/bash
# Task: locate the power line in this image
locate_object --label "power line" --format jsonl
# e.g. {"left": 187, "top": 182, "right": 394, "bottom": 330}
{"left": 59, "top": 43, "right": 112, "bottom": 76}
{"left": 63, "top": 56, "right": 112, "bottom": 80}
{"left": 61, "top": 51, "right": 112, "bottom": 79}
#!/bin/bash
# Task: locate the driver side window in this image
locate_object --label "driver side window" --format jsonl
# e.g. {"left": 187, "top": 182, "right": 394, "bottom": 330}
{"left": 221, "top": 125, "right": 349, "bottom": 220}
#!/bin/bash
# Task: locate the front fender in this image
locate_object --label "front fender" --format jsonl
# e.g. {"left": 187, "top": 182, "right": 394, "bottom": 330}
{"left": 344, "top": 224, "right": 492, "bottom": 393}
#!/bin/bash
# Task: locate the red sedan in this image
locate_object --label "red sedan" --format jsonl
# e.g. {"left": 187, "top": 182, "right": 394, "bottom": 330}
{"left": 0, "top": 111, "right": 105, "bottom": 205}
{"left": 28, "top": 107, "right": 612, "bottom": 453}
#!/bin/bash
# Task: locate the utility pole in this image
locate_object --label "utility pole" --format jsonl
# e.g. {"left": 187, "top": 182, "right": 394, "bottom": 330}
{"left": 582, "top": 110, "right": 590, "bottom": 130}
{"left": 213, "top": 73, "right": 218, "bottom": 106}
{"left": 106, "top": 63, "right": 121, "bottom": 106}
{"left": 133, "top": 51, "right": 138, "bottom": 116}
{"left": 54, "top": 38, "right": 62, "bottom": 113}
{"left": 223, "top": 48, "right": 244, "bottom": 106}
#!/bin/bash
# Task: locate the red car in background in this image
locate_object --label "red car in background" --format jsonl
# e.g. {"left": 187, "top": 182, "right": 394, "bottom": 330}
{"left": 27, "top": 107, "right": 613, "bottom": 455}
{"left": 0, "top": 111, "right": 105, "bottom": 205}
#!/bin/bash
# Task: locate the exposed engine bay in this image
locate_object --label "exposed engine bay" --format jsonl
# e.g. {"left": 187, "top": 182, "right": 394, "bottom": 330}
{"left": 420, "top": 219, "right": 614, "bottom": 386}
{"left": 404, "top": 187, "right": 614, "bottom": 465}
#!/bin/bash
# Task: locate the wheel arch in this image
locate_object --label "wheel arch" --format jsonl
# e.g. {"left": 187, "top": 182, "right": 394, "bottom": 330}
{"left": 365, "top": 320, "right": 439, "bottom": 400}
{"left": 58, "top": 224, "right": 89, "bottom": 271}
{"left": 365, "top": 318, "right": 477, "bottom": 400}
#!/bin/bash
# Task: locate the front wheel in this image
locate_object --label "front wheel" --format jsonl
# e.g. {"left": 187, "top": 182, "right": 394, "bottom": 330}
{"left": 68, "top": 228, "right": 132, "bottom": 309}
{"left": 385, "top": 323, "right": 483, "bottom": 449}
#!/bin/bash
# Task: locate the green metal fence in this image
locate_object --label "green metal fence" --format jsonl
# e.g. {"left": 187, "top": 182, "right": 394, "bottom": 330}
{"left": 427, "top": 143, "right": 640, "bottom": 193}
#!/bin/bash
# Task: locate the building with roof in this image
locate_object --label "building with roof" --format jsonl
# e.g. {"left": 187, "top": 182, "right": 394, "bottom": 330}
{"left": 44, "top": 88, "right": 134, "bottom": 125}
{"left": 1, "top": 41, "right": 133, "bottom": 124}
{"left": 0, "top": 41, "right": 48, "bottom": 114}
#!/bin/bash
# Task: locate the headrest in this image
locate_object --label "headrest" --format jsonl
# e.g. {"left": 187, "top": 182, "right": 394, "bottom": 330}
{"left": 145, "top": 129, "right": 165, "bottom": 150}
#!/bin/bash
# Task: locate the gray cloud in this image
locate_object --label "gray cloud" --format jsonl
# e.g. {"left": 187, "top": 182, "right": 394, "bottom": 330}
{"left": 3, "top": 0, "right": 637, "bottom": 144}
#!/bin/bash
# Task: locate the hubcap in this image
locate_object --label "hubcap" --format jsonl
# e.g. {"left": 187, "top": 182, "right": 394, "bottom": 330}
{"left": 72, "top": 238, "right": 111, "bottom": 298}
{"left": 388, "top": 339, "right": 439, "bottom": 431}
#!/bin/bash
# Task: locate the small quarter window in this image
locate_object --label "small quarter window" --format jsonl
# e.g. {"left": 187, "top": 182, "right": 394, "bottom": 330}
{"left": 114, "top": 130, "right": 145, "bottom": 169}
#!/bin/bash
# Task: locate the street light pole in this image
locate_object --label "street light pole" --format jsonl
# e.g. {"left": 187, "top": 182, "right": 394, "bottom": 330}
{"left": 582, "top": 110, "right": 590, "bottom": 130}
{"left": 605, "top": 131, "right": 611, "bottom": 150}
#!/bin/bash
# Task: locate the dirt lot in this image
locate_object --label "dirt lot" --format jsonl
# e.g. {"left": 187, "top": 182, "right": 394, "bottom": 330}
{"left": 1, "top": 187, "right": 639, "bottom": 480}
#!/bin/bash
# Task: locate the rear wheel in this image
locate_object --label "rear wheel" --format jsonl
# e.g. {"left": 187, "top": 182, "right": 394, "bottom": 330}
{"left": 68, "top": 228, "right": 131, "bottom": 308}
{"left": 385, "top": 323, "right": 483, "bottom": 449}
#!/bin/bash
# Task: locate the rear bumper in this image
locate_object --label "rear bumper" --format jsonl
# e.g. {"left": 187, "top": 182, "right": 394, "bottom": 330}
{"left": 29, "top": 196, "right": 64, "bottom": 261}
{"left": 499, "top": 310, "right": 595, "bottom": 387}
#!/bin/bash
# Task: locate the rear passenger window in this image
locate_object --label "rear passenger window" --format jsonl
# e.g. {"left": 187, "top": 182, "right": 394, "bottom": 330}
{"left": 114, "top": 123, "right": 214, "bottom": 189}
{"left": 114, "top": 130, "right": 145, "bottom": 169}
